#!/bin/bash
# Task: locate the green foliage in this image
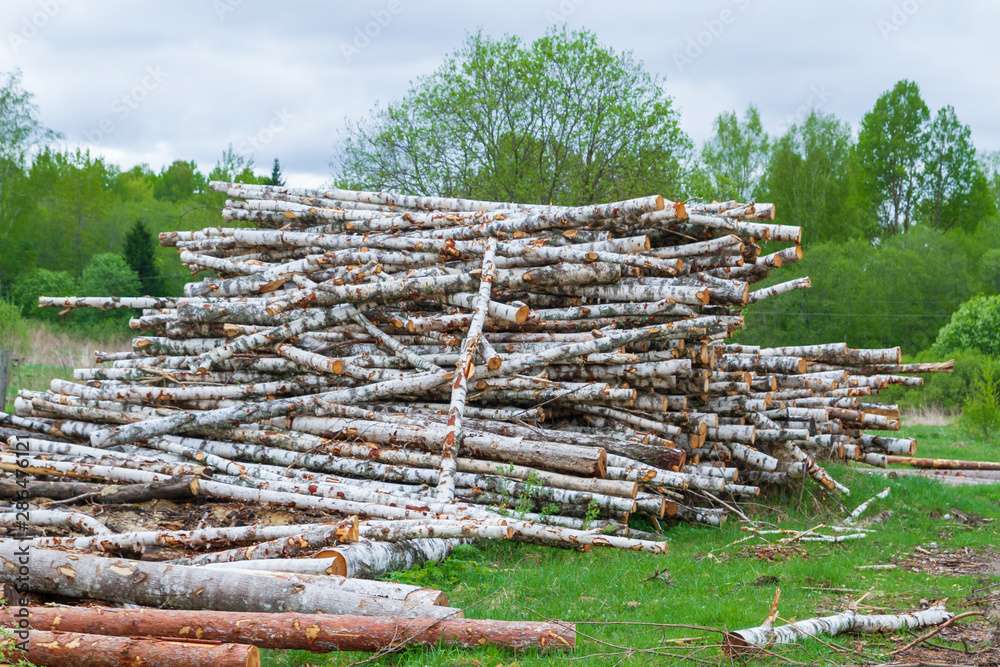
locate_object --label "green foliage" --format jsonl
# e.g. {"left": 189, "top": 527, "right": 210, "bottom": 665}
{"left": 515, "top": 472, "right": 542, "bottom": 518}
{"left": 59, "top": 253, "right": 142, "bottom": 336}
{"left": 122, "top": 219, "right": 162, "bottom": 295}
{"left": 27, "top": 147, "right": 117, "bottom": 277}
{"left": 920, "top": 105, "right": 995, "bottom": 232}
{"left": 8, "top": 269, "right": 77, "bottom": 320}
{"left": 700, "top": 104, "right": 770, "bottom": 201}
{"left": 856, "top": 79, "right": 930, "bottom": 236}
{"left": 154, "top": 160, "right": 205, "bottom": 201}
{"left": 383, "top": 543, "right": 493, "bottom": 590}
{"left": 881, "top": 348, "right": 997, "bottom": 411}
{"left": 581, "top": 498, "right": 600, "bottom": 530}
{"left": 761, "top": 111, "right": 868, "bottom": 243}
{"left": 80, "top": 253, "right": 141, "bottom": 298}
{"left": 959, "top": 362, "right": 1000, "bottom": 440}
{"left": 739, "top": 226, "right": 981, "bottom": 354}
{"left": 978, "top": 248, "right": 1000, "bottom": 293}
{"left": 209, "top": 144, "right": 269, "bottom": 186}
{"left": 335, "top": 26, "right": 691, "bottom": 205}
{"left": 933, "top": 293, "right": 1000, "bottom": 357}
{"left": 0, "top": 68, "right": 61, "bottom": 293}
{"left": 0, "top": 298, "right": 28, "bottom": 357}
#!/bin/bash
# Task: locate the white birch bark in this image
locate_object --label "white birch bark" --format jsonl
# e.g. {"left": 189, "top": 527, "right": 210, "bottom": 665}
{"left": 0, "top": 543, "right": 461, "bottom": 618}
{"left": 31, "top": 521, "right": 356, "bottom": 552}
{"left": 0, "top": 509, "right": 112, "bottom": 535}
{"left": 726, "top": 603, "right": 951, "bottom": 649}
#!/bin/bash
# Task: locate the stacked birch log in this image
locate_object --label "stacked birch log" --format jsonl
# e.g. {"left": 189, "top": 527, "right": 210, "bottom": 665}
{"left": 0, "top": 181, "right": 950, "bottom": 658}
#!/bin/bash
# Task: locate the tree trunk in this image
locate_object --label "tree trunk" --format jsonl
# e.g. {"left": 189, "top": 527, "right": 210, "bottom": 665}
{"left": 6, "top": 629, "right": 260, "bottom": 667}
{"left": 0, "top": 544, "right": 461, "bottom": 618}
{"left": 4, "top": 607, "right": 575, "bottom": 653}
{"left": 886, "top": 456, "right": 1000, "bottom": 471}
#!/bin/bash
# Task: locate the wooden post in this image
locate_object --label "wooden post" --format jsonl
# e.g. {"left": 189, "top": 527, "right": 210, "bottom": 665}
{"left": 0, "top": 349, "right": 9, "bottom": 411}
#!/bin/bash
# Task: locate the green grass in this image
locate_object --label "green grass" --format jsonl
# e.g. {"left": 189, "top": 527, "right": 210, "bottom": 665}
{"left": 896, "top": 421, "right": 1000, "bottom": 462}
{"left": 4, "top": 363, "right": 74, "bottom": 414}
{"left": 260, "top": 447, "right": 1000, "bottom": 666}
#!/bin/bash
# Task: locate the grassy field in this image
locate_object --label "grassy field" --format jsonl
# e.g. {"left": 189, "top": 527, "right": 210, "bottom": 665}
{"left": 262, "top": 424, "right": 1000, "bottom": 667}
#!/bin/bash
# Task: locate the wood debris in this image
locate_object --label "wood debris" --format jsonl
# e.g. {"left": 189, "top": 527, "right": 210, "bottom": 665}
{"left": 0, "top": 182, "right": 951, "bottom": 657}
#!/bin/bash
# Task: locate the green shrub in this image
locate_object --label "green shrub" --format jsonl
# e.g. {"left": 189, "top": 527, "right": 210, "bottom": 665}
{"left": 0, "top": 299, "right": 29, "bottom": 357}
{"left": 79, "top": 253, "right": 141, "bottom": 297}
{"left": 62, "top": 253, "right": 142, "bottom": 337}
{"left": 980, "top": 248, "right": 1000, "bottom": 293}
{"left": 959, "top": 363, "right": 1000, "bottom": 440}
{"left": 880, "top": 348, "right": 997, "bottom": 412}
{"left": 8, "top": 269, "right": 77, "bottom": 321}
{"left": 933, "top": 294, "right": 1000, "bottom": 357}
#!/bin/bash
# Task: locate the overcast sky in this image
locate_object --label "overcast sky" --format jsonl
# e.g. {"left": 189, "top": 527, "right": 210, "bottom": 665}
{"left": 2, "top": 1, "right": 997, "bottom": 187}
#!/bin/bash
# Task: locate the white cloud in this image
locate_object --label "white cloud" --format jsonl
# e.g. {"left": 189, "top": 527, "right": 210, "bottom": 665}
{"left": 1, "top": 0, "right": 997, "bottom": 184}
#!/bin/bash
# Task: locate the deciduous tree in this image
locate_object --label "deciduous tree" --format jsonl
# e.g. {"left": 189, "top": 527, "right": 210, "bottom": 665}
{"left": 856, "top": 80, "right": 930, "bottom": 236}
{"left": 334, "top": 27, "right": 691, "bottom": 205}
{"left": 701, "top": 105, "right": 770, "bottom": 201}
{"left": 921, "top": 105, "right": 992, "bottom": 231}
{"left": 0, "top": 69, "right": 60, "bottom": 292}
{"left": 762, "top": 111, "right": 866, "bottom": 243}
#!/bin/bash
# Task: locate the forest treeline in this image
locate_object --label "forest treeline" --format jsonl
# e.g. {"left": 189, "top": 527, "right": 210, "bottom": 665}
{"left": 1, "top": 28, "right": 999, "bottom": 397}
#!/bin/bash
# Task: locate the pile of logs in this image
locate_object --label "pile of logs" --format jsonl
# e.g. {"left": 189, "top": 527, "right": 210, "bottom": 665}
{"left": 0, "top": 181, "right": 951, "bottom": 660}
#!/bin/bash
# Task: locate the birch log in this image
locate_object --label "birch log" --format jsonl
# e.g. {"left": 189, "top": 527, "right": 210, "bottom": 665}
{"left": 0, "top": 544, "right": 462, "bottom": 618}
{"left": 438, "top": 239, "right": 497, "bottom": 501}
{"left": 725, "top": 597, "right": 952, "bottom": 650}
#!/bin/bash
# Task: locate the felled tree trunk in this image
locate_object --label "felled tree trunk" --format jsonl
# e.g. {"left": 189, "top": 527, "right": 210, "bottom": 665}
{"left": 0, "top": 544, "right": 461, "bottom": 618}
{"left": 725, "top": 597, "right": 952, "bottom": 652}
{"left": 5, "top": 607, "right": 575, "bottom": 654}
{"left": 9, "top": 630, "right": 259, "bottom": 667}
{"left": 325, "top": 537, "right": 471, "bottom": 579}
{"left": 886, "top": 456, "right": 1000, "bottom": 471}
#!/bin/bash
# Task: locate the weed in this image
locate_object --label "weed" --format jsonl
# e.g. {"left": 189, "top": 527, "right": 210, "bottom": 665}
{"left": 515, "top": 472, "right": 542, "bottom": 519}
{"left": 959, "top": 362, "right": 1000, "bottom": 440}
{"left": 382, "top": 543, "right": 493, "bottom": 590}
{"left": 581, "top": 498, "right": 600, "bottom": 530}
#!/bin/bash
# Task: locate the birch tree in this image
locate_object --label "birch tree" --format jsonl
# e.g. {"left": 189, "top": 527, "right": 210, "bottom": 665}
{"left": 856, "top": 80, "right": 930, "bottom": 236}
{"left": 700, "top": 105, "right": 770, "bottom": 202}
{"left": 334, "top": 27, "right": 691, "bottom": 206}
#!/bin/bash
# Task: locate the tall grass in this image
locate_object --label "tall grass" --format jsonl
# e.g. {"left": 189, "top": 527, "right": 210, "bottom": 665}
{"left": 3, "top": 322, "right": 132, "bottom": 413}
